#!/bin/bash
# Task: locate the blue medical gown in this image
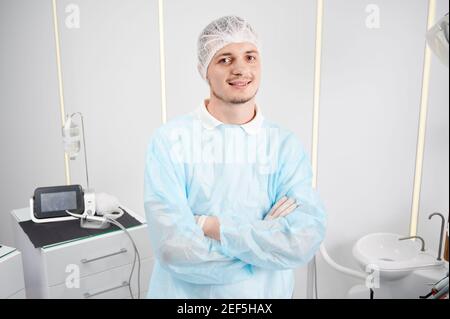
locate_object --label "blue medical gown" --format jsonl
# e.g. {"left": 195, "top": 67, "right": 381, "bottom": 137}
{"left": 144, "top": 113, "right": 326, "bottom": 298}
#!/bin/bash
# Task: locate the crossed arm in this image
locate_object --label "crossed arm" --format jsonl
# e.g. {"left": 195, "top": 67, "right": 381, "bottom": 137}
{"left": 144, "top": 132, "right": 326, "bottom": 283}
{"left": 197, "top": 196, "right": 299, "bottom": 241}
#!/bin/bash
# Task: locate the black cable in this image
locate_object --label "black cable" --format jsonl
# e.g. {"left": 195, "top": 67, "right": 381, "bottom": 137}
{"left": 420, "top": 291, "right": 433, "bottom": 299}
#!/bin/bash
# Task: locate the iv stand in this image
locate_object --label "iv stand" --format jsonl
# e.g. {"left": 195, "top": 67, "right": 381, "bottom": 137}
{"left": 65, "top": 112, "right": 108, "bottom": 229}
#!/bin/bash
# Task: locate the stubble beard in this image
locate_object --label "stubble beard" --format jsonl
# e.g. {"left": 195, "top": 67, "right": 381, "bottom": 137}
{"left": 211, "top": 87, "right": 258, "bottom": 105}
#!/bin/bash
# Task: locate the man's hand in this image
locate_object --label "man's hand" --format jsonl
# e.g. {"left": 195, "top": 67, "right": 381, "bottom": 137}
{"left": 203, "top": 216, "right": 221, "bottom": 241}
{"left": 264, "top": 196, "right": 298, "bottom": 220}
{"left": 195, "top": 215, "right": 221, "bottom": 241}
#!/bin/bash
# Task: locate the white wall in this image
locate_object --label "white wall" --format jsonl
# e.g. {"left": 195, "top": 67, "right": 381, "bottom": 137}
{"left": 55, "top": 0, "right": 161, "bottom": 218}
{"left": 316, "top": 0, "right": 448, "bottom": 298}
{"left": 0, "top": 0, "right": 161, "bottom": 248}
{"left": 319, "top": 0, "right": 423, "bottom": 297}
{"left": 0, "top": 0, "right": 448, "bottom": 298}
{"left": 1, "top": 0, "right": 66, "bottom": 247}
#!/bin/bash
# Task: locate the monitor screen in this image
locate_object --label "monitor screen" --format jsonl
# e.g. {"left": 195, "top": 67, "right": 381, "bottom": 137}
{"left": 40, "top": 191, "right": 78, "bottom": 213}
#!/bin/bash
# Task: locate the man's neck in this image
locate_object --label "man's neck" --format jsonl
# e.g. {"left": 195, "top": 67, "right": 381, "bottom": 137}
{"left": 205, "top": 96, "right": 256, "bottom": 125}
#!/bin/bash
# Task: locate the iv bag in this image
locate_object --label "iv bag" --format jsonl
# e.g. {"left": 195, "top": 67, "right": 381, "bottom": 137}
{"left": 426, "top": 14, "right": 449, "bottom": 67}
{"left": 62, "top": 116, "right": 81, "bottom": 160}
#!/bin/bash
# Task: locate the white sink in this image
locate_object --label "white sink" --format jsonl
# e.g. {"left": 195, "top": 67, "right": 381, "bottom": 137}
{"left": 352, "top": 233, "right": 444, "bottom": 281}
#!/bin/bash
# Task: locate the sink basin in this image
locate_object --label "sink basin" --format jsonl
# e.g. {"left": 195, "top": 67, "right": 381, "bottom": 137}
{"left": 352, "top": 233, "right": 444, "bottom": 281}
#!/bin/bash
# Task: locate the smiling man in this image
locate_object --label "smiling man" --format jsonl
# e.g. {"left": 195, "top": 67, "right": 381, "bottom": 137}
{"left": 144, "top": 16, "right": 326, "bottom": 299}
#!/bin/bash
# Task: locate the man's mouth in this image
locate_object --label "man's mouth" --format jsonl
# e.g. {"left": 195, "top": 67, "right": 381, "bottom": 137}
{"left": 227, "top": 80, "right": 252, "bottom": 88}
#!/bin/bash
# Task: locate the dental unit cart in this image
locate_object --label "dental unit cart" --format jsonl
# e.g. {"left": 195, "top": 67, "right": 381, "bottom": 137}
{"left": 0, "top": 244, "right": 26, "bottom": 299}
{"left": 10, "top": 206, "right": 153, "bottom": 299}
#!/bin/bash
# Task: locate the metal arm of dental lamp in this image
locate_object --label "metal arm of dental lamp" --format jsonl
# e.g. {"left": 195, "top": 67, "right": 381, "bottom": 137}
{"left": 319, "top": 243, "right": 368, "bottom": 280}
{"left": 306, "top": 243, "right": 368, "bottom": 299}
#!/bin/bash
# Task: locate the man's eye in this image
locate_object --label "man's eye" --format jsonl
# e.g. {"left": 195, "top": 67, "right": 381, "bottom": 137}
{"left": 247, "top": 56, "right": 256, "bottom": 62}
{"left": 220, "top": 58, "right": 232, "bottom": 64}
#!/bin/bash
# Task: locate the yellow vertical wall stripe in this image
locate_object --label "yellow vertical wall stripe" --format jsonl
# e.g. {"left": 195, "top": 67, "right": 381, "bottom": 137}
{"left": 158, "top": 0, "right": 167, "bottom": 124}
{"left": 51, "top": 0, "right": 71, "bottom": 184}
{"left": 307, "top": 0, "right": 325, "bottom": 300}
{"left": 311, "top": 0, "right": 324, "bottom": 190}
{"left": 410, "top": 0, "right": 436, "bottom": 236}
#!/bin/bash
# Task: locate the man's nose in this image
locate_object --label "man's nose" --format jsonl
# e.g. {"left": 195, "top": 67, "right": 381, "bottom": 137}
{"left": 231, "top": 58, "right": 249, "bottom": 76}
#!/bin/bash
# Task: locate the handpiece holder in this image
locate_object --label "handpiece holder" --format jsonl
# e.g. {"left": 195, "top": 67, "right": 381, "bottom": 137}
{"left": 79, "top": 189, "right": 110, "bottom": 229}
{"left": 80, "top": 216, "right": 110, "bottom": 229}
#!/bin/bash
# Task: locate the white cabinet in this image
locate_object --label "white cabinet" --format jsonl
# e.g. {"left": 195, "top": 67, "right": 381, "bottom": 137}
{"left": 11, "top": 207, "right": 153, "bottom": 299}
{"left": 0, "top": 245, "right": 25, "bottom": 299}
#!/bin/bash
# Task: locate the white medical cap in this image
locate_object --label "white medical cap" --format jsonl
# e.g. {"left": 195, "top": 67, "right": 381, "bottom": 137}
{"left": 197, "top": 16, "right": 259, "bottom": 80}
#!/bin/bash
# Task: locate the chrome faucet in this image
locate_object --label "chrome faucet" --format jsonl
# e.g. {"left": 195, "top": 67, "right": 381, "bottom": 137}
{"left": 399, "top": 236, "right": 426, "bottom": 251}
{"left": 429, "top": 212, "right": 445, "bottom": 261}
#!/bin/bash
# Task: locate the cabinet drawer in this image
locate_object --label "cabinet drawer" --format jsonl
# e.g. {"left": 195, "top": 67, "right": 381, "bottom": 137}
{"left": 48, "top": 257, "right": 153, "bottom": 299}
{"left": 0, "top": 251, "right": 25, "bottom": 298}
{"left": 43, "top": 225, "right": 153, "bottom": 286}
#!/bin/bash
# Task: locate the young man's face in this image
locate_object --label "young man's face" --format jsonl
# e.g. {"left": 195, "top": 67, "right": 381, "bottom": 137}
{"left": 206, "top": 42, "right": 261, "bottom": 105}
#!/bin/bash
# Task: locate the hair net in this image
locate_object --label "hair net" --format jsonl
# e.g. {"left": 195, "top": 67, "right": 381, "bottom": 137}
{"left": 197, "top": 16, "right": 259, "bottom": 80}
